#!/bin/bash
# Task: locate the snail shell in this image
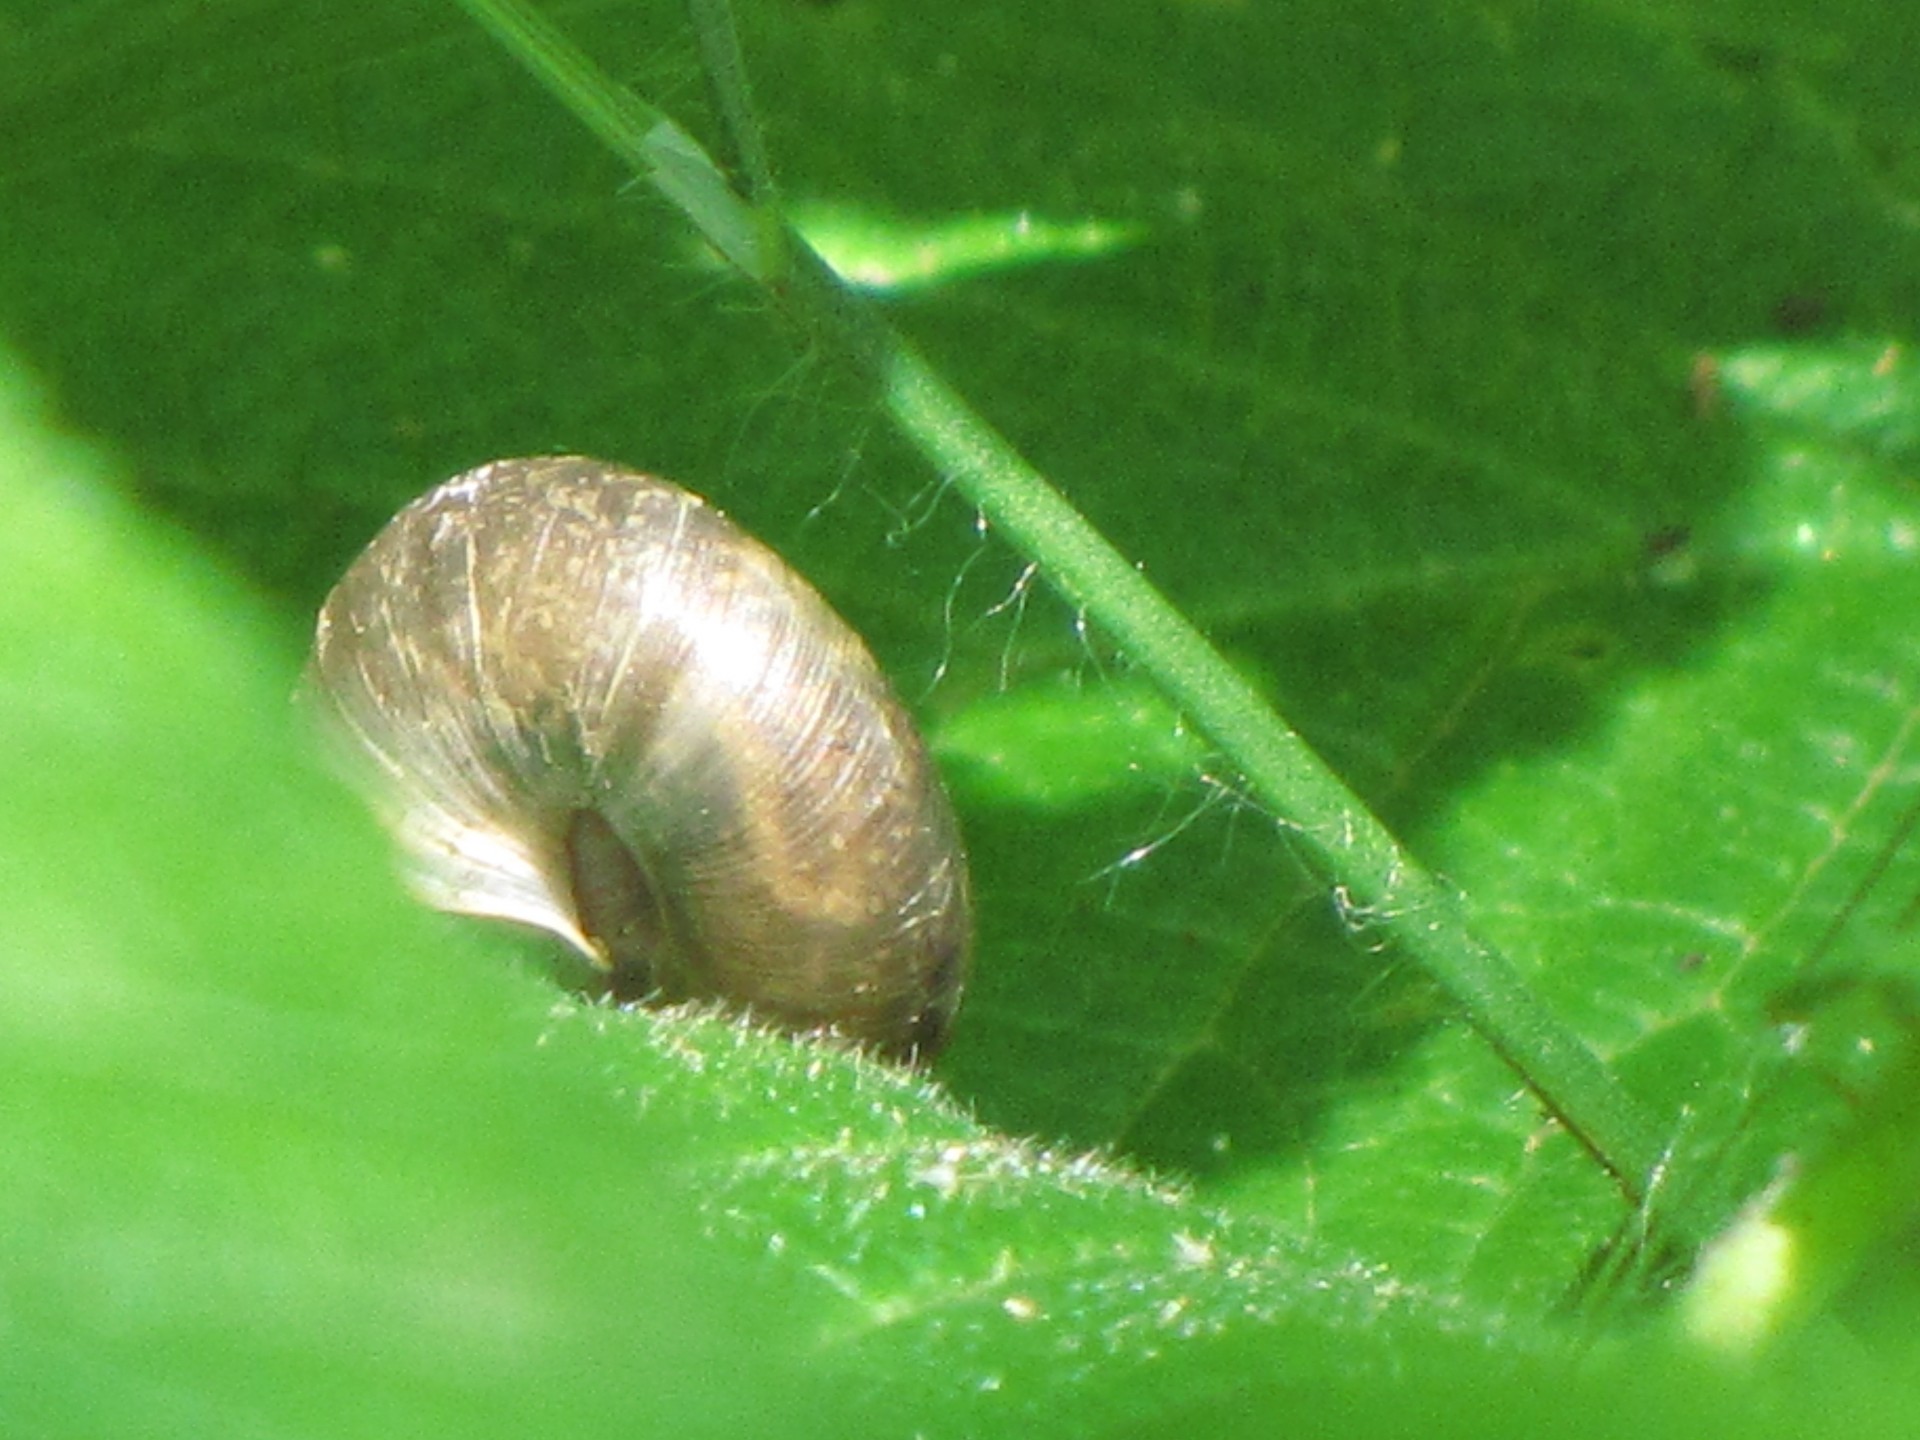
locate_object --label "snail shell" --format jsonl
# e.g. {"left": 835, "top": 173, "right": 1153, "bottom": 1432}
{"left": 308, "top": 456, "right": 969, "bottom": 1062}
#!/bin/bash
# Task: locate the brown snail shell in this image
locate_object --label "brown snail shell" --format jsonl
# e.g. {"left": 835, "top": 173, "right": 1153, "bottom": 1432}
{"left": 307, "top": 456, "right": 969, "bottom": 1062}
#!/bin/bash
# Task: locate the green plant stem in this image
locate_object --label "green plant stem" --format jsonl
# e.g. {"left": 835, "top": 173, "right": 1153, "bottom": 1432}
{"left": 450, "top": 0, "right": 1685, "bottom": 1223}
{"left": 685, "top": 0, "right": 779, "bottom": 208}
{"left": 683, "top": 0, "right": 788, "bottom": 286}
{"left": 451, "top": 0, "right": 774, "bottom": 282}
{"left": 878, "top": 340, "right": 1666, "bottom": 1190}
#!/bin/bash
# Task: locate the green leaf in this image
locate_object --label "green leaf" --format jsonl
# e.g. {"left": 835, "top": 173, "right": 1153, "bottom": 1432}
{"left": 0, "top": 352, "right": 800, "bottom": 1434}
{"left": 0, "top": 348, "right": 1469, "bottom": 1432}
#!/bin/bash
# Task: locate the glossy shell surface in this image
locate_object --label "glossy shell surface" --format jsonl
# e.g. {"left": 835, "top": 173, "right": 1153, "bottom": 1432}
{"left": 309, "top": 456, "right": 969, "bottom": 1060}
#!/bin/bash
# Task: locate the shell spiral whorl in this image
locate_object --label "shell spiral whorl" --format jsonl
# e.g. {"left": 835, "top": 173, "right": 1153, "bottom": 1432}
{"left": 308, "top": 455, "right": 970, "bottom": 1062}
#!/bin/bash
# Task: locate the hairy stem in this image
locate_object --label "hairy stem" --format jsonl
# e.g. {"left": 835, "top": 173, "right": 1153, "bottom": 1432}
{"left": 451, "top": 0, "right": 1685, "bottom": 1224}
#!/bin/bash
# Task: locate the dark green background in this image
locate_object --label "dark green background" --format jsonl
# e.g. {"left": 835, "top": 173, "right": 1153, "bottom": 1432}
{"left": 6, "top": 1, "right": 1920, "bottom": 1433}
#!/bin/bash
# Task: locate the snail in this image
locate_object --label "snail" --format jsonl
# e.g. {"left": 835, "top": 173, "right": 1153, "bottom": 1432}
{"left": 307, "top": 456, "right": 969, "bottom": 1062}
